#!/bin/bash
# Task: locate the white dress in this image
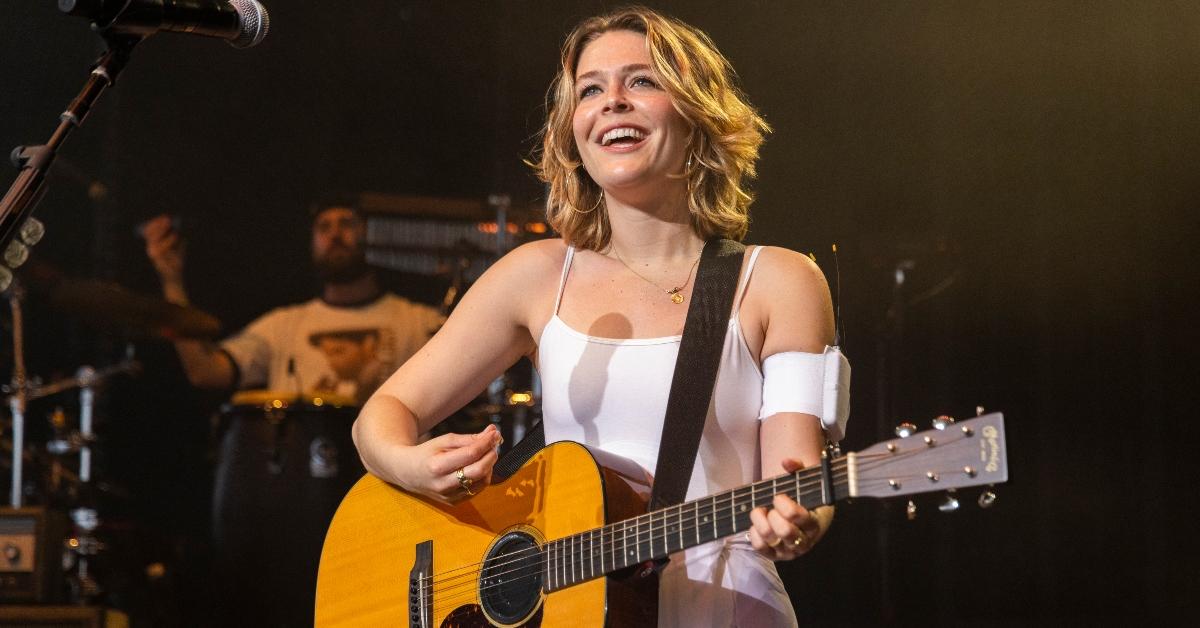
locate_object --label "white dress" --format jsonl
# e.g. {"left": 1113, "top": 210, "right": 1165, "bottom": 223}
{"left": 537, "top": 245, "right": 799, "bottom": 628}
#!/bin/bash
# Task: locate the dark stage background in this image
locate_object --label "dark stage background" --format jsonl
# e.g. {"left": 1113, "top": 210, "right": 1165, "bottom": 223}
{"left": 3, "top": 1, "right": 1197, "bottom": 625}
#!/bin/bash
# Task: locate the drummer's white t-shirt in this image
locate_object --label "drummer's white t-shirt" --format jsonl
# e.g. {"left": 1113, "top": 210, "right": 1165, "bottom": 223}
{"left": 220, "top": 293, "right": 442, "bottom": 404}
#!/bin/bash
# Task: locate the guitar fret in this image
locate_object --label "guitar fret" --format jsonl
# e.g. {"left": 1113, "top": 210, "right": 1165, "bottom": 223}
{"left": 599, "top": 526, "right": 606, "bottom": 574}
{"left": 711, "top": 497, "right": 717, "bottom": 540}
{"left": 637, "top": 515, "right": 644, "bottom": 563}
{"left": 694, "top": 500, "right": 700, "bottom": 545}
{"left": 642, "top": 513, "right": 653, "bottom": 560}
{"left": 652, "top": 511, "right": 660, "bottom": 558}
{"left": 624, "top": 521, "right": 633, "bottom": 569}
{"left": 727, "top": 490, "right": 735, "bottom": 538}
{"left": 674, "top": 505, "right": 683, "bottom": 553}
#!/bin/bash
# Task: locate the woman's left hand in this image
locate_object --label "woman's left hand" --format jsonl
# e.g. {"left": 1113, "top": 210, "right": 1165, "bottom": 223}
{"left": 747, "top": 458, "right": 823, "bottom": 560}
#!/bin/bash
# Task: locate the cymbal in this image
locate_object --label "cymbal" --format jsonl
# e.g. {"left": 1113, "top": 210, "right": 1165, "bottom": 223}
{"left": 49, "top": 278, "right": 222, "bottom": 340}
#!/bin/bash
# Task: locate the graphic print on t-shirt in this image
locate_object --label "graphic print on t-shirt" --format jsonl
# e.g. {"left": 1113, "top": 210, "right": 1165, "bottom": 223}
{"left": 307, "top": 326, "right": 397, "bottom": 402}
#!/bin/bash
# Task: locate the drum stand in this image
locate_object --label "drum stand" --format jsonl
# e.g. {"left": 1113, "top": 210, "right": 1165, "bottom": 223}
{"left": 7, "top": 280, "right": 29, "bottom": 508}
{"left": 5, "top": 278, "right": 138, "bottom": 604}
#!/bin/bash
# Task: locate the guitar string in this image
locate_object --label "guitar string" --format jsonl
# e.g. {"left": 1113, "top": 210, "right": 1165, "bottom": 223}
{"left": 422, "top": 447, "right": 928, "bottom": 598}
{"left": 421, "top": 471, "right": 847, "bottom": 603}
{"left": 419, "top": 458, "right": 855, "bottom": 591}
{"left": 427, "top": 460, "right": 965, "bottom": 614}
{"left": 421, "top": 460, "right": 882, "bottom": 602}
{"left": 422, "top": 443, "right": 966, "bottom": 605}
{"left": 417, "top": 453, "right": 878, "bottom": 586}
{"left": 424, "top": 444, "right": 954, "bottom": 603}
{"left": 425, "top": 456, "right": 972, "bottom": 613}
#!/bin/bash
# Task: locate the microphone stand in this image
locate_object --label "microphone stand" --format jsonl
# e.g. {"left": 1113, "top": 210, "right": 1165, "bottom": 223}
{"left": 0, "top": 33, "right": 142, "bottom": 258}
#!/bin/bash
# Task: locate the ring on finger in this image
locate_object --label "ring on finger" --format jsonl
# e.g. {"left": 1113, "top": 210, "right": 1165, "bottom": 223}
{"left": 767, "top": 537, "right": 783, "bottom": 548}
{"left": 456, "top": 468, "right": 475, "bottom": 495}
{"left": 791, "top": 531, "right": 807, "bottom": 547}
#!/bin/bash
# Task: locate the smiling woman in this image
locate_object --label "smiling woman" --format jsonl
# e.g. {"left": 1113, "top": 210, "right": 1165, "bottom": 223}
{"left": 348, "top": 6, "right": 846, "bottom": 628}
{"left": 535, "top": 8, "right": 771, "bottom": 252}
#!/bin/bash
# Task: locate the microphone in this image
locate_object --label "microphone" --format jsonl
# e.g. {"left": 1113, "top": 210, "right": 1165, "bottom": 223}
{"left": 58, "top": 0, "right": 270, "bottom": 48}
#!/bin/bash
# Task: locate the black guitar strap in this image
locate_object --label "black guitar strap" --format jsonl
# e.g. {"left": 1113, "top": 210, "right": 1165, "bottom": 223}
{"left": 493, "top": 238, "right": 747, "bottom": 505}
{"left": 647, "top": 237, "right": 745, "bottom": 511}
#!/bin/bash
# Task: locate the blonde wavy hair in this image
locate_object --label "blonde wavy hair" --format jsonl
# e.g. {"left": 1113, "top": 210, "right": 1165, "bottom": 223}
{"left": 532, "top": 6, "right": 770, "bottom": 251}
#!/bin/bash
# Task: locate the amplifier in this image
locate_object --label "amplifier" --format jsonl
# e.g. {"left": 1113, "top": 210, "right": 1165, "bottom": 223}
{"left": 0, "top": 508, "right": 66, "bottom": 604}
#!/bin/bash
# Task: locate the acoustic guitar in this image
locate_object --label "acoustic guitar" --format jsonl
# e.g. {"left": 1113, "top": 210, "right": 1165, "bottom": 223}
{"left": 316, "top": 413, "right": 1008, "bottom": 626}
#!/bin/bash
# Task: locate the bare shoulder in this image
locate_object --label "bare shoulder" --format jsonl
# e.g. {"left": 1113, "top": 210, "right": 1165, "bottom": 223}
{"left": 469, "top": 238, "right": 567, "bottom": 288}
{"left": 749, "top": 245, "right": 830, "bottom": 297}
{"left": 452, "top": 238, "right": 568, "bottom": 327}
{"left": 745, "top": 245, "right": 835, "bottom": 354}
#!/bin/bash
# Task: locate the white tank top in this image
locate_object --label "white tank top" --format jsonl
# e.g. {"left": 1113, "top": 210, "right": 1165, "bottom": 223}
{"left": 538, "top": 245, "right": 767, "bottom": 499}
{"left": 537, "top": 245, "right": 797, "bottom": 627}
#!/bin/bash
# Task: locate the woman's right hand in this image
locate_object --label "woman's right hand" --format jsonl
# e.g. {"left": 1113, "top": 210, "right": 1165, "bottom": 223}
{"left": 394, "top": 424, "right": 503, "bottom": 505}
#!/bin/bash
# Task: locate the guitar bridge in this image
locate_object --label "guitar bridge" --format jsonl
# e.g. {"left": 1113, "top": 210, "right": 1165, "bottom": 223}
{"left": 409, "top": 540, "right": 432, "bottom": 628}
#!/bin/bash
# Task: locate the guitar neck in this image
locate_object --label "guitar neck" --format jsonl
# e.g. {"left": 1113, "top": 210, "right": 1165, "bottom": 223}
{"left": 542, "top": 462, "right": 847, "bottom": 592}
{"left": 541, "top": 412, "right": 1008, "bottom": 593}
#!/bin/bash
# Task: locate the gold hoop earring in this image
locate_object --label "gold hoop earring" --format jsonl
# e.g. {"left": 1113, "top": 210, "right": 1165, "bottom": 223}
{"left": 570, "top": 191, "right": 603, "bottom": 214}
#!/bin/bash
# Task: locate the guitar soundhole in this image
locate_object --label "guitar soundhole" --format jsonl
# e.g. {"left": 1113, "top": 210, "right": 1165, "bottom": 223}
{"left": 479, "top": 531, "right": 543, "bottom": 626}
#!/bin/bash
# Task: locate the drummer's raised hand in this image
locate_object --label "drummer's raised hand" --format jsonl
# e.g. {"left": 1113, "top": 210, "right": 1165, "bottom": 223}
{"left": 141, "top": 214, "right": 186, "bottom": 287}
{"left": 401, "top": 423, "right": 503, "bottom": 504}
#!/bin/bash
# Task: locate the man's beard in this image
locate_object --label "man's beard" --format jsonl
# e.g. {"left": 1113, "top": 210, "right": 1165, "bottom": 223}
{"left": 314, "top": 247, "right": 370, "bottom": 284}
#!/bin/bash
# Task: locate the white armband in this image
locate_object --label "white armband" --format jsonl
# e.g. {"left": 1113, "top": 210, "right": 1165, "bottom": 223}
{"left": 758, "top": 346, "right": 851, "bottom": 441}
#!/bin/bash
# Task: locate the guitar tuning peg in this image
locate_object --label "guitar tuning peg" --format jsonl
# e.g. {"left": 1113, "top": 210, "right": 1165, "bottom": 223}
{"left": 894, "top": 422, "right": 918, "bottom": 438}
{"left": 978, "top": 490, "right": 997, "bottom": 509}
{"left": 931, "top": 415, "right": 956, "bottom": 430}
{"left": 976, "top": 405, "right": 986, "bottom": 416}
{"left": 906, "top": 499, "right": 917, "bottom": 520}
{"left": 19, "top": 217, "right": 45, "bottom": 246}
{"left": 938, "top": 491, "right": 960, "bottom": 513}
{"left": 0, "top": 266, "right": 11, "bottom": 292}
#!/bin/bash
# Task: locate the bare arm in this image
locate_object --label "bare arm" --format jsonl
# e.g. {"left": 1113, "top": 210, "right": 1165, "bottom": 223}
{"left": 744, "top": 247, "right": 837, "bottom": 560}
{"left": 141, "top": 214, "right": 236, "bottom": 390}
{"left": 352, "top": 241, "right": 558, "bottom": 503}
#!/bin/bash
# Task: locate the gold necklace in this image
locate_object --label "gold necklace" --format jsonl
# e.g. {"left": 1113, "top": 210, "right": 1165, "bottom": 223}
{"left": 610, "top": 246, "right": 703, "bottom": 304}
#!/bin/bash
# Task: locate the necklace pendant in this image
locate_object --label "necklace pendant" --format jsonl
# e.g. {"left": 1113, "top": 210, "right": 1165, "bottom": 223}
{"left": 671, "top": 292, "right": 685, "bottom": 304}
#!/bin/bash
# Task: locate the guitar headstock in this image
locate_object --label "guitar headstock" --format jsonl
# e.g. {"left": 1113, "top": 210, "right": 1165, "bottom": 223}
{"left": 848, "top": 412, "right": 1008, "bottom": 499}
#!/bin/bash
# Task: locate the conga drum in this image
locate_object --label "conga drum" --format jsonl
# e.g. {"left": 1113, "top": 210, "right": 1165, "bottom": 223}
{"left": 211, "top": 391, "right": 363, "bottom": 627}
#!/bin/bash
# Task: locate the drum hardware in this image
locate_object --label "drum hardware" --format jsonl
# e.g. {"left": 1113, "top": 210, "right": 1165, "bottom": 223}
{"left": 6, "top": 279, "right": 30, "bottom": 509}
{"left": 61, "top": 508, "right": 105, "bottom": 605}
{"left": 3, "top": 276, "right": 139, "bottom": 607}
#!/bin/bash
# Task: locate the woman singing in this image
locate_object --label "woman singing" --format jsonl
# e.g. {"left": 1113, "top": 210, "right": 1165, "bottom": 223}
{"left": 352, "top": 7, "right": 848, "bottom": 626}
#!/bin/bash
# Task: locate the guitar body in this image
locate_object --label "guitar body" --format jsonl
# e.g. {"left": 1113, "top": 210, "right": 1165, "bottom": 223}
{"left": 316, "top": 441, "right": 657, "bottom": 627}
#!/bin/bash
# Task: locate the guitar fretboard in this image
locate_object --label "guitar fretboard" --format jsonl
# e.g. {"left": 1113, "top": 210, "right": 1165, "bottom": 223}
{"left": 541, "top": 464, "right": 848, "bottom": 592}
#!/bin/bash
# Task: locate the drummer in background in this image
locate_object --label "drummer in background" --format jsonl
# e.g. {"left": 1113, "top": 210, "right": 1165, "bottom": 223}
{"left": 140, "top": 201, "right": 443, "bottom": 404}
